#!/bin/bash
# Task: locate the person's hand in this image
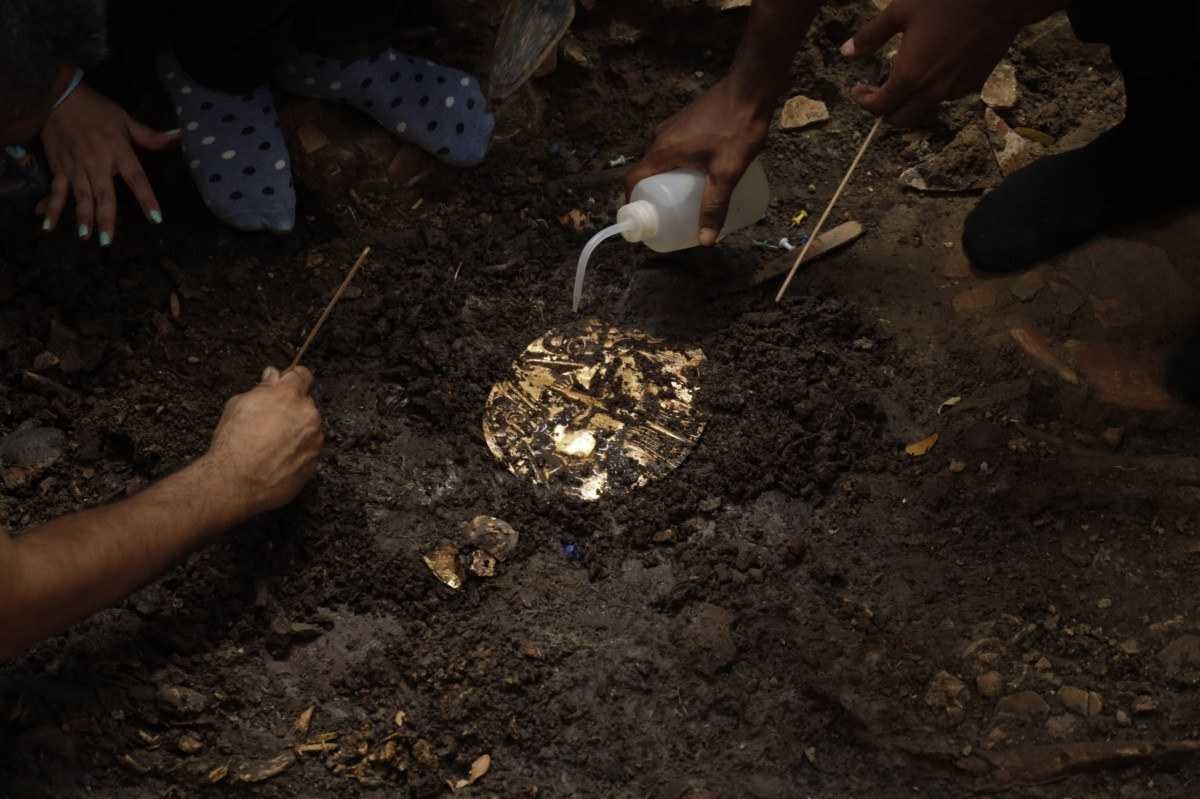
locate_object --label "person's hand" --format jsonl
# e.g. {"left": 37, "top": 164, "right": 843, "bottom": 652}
{"left": 37, "top": 84, "right": 180, "bottom": 245}
{"left": 625, "top": 77, "right": 771, "bottom": 246}
{"left": 203, "top": 366, "right": 324, "bottom": 517}
{"left": 841, "top": 0, "right": 1046, "bottom": 127}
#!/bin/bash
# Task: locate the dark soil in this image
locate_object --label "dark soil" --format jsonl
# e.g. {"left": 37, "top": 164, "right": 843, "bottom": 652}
{"left": 5, "top": 2, "right": 1200, "bottom": 798}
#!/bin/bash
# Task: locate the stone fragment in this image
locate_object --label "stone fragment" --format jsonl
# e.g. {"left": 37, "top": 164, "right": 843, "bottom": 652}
{"left": 780, "top": 96, "right": 829, "bottom": 130}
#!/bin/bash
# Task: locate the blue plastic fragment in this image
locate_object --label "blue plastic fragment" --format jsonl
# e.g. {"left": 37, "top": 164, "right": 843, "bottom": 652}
{"left": 563, "top": 543, "right": 581, "bottom": 560}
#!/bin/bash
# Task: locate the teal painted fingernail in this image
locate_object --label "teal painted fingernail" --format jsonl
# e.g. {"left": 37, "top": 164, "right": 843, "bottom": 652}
{"left": 99, "top": 231, "right": 112, "bottom": 247}
{"left": 41, "top": 217, "right": 53, "bottom": 232}
{"left": 149, "top": 209, "right": 163, "bottom": 224}
{"left": 165, "top": 128, "right": 181, "bottom": 136}
{"left": 77, "top": 224, "right": 89, "bottom": 239}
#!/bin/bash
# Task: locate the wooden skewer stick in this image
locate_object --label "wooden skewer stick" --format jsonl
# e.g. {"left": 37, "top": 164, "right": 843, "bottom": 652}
{"left": 775, "top": 117, "right": 882, "bottom": 303}
{"left": 289, "top": 246, "right": 372, "bottom": 369}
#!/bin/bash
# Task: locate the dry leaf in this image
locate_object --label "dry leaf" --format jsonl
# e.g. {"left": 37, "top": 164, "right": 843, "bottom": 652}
{"left": 905, "top": 433, "right": 939, "bottom": 457}
{"left": 937, "top": 396, "right": 962, "bottom": 415}
{"left": 558, "top": 209, "right": 588, "bottom": 232}
{"left": 293, "top": 705, "right": 315, "bottom": 737}
{"left": 394, "top": 710, "right": 408, "bottom": 728}
{"left": 453, "top": 754, "right": 492, "bottom": 790}
{"left": 207, "top": 765, "right": 229, "bottom": 784}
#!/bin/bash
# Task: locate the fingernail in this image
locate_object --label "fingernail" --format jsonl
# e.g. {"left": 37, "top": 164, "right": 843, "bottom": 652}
{"left": 77, "top": 224, "right": 89, "bottom": 239}
{"left": 149, "top": 209, "right": 163, "bottom": 224}
{"left": 41, "top": 217, "right": 53, "bottom": 232}
{"left": 698, "top": 228, "right": 718, "bottom": 247}
{"left": 840, "top": 39, "right": 856, "bottom": 57}
{"left": 165, "top": 128, "right": 182, "bottom": 136}
{"left": 99, "top": 231, "right": 112, "bottom": 247}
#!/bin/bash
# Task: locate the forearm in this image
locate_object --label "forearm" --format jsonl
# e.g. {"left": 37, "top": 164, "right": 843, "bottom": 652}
{"left": 0, "top": 456, "right": 247, "bottom": 657}
{"left": 727, "top": 0, "right": 827, "bottom": 113}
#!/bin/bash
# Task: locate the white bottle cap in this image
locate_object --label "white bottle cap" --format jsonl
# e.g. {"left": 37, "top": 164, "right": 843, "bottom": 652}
{"left": 616, "top": 200, "right": 659, "bottom": 243}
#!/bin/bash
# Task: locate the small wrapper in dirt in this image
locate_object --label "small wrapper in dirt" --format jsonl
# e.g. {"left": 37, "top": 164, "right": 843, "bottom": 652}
{"left": 423, "top": 543, "right": 466, "bottom": 590}
{"left": 483, "top": 320, "right": 706, "bottom": 502}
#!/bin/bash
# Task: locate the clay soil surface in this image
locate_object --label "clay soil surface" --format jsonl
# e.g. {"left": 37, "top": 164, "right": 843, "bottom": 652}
{"left": 5, "top": 2, "right": 1200, "bottom": 797}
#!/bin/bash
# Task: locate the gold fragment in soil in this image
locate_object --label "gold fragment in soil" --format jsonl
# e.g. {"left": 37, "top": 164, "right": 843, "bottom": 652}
{"left": 483, "top": 321, "right": 706, "bottom": 501}
{"left": 423, "top": 543, "right": 465, "bottom": 590}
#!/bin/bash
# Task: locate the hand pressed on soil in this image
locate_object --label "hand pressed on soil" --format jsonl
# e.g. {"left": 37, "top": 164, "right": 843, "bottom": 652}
{"left": 37, "top": 84, "right": 179, "bottom": 245}
{"left": 203, "top": 366, "right": 324, "bottom": 518}
{"left": 840, "top": 0, "right": 1060, "bottom": 127}
{"left": 625, "top": 78, "right": 771, "bottom": 247}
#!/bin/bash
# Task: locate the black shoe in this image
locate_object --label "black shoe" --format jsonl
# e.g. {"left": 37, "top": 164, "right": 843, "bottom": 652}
{"left": 961, "top": 123, "right": 1190, "bottom": 275}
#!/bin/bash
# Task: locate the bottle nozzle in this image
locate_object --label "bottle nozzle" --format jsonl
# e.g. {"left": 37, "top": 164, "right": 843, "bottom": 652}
{"left": 573, "top": 220, "right": 636, "bottom": 313}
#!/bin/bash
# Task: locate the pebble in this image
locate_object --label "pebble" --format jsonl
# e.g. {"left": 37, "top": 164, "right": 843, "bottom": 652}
{"left": 949, "top": 460, "right": 967, "bottom": 474}
{"left": 1102, "top": 427, "right": 1124, "bottom": 449}
{"left": 1119, "top": 638, "right": 1141, "bottom": 655}
{"left": 1045, "top": 713, "right": 1079, "bottom": 739}
{"left": 1097, "top": 598, "right": 1112, "bottom": 609}
{"left": 997, "top": 691, "right": 1050, "bottom": 718}
{"left": 1058, "top": 685, "right": 1103, "bottom": 717}
{"left": 976, "top": 671, "right": 1003, "bottom": 699}
{"left": 1133, "top": 695, "right": 1157, "bottom": 715}
{"left": 779, "top": 95, "right": 829, "bottom": 131}
{"left": 1159, "top": 635, "right": 1200, "bottom": 684}
{"left": 1116, "top": 709, "right": 1131, "bottom": 727}
{"left": 0, "top": 426, "right": 65, "bottom": 470}
{"left": 925, "top": 671, "right": 966, "bottom": 709}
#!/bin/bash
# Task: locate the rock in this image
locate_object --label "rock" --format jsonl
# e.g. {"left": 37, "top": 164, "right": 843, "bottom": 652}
{"left": 997, "top": 691, "right": 1050, "bottom": 718}
{"left": 779, "top": 96, "right": 829, "bottom": 131}
{"left": 1097, "top": 598, "right": 1112, "bottom": 609}
{"left": 926, "top": 671, "right": 967, "bottom": 710}
{"left": 1119, "top": 638, "right": 1140, "bottom": 655}
{"left": 976, "top": 671, "right": 1003, "bottom": 699}
{"left": 157, "top": 685, "right": 209, "bottom": 715}
{"left": 983, "top": 108, "right": 1045, "bottom": 176}
{"left": 608, "top": 19, "right": 641, "bottom": 44}
{"left": 32, "top": 351, "right": 60, "bottom": 371}
{"left": 953, "top": 285, "right": 997, "bottom": 314}
{"left": 177, "top": 735, "right": 204, "bottom": 754}
{"left": 1102, "top": 427, "right": 1124, "bottom": 449}
{"left": 0, "top": 426, "right": 65, "bottom": 470}
{"left": 682, "top": 604, "right": 737, "bottom": 671}
{"left": 1159, "top": 635, "right": 1200, "bottom": 684}
{"left": 1133, "top": 695, "right": 1157, "bottom": 715}
{"left": 1010, "top": 271, "right": 1045, "bottom": 302}
{"left": 1045, "top": 713, "right": 1079, "bottom": 739}
{"left": 949, "top": 460, "right": 967, "bottom": 474}
{"left": 981, "top": 61, "right": 1018, "bottom": 109}
{"left": 1058, "top": 685, "right": 1103, "bottom": 717}
{"left": 899, "top": 123, "right": 1001, "bottom": 193}
{"left": 296, "top": 124, "right": 330, "bottom": 155}
{"left": 387, "top": 146, "right": 435, "bottom": 187}
{"left": 1116, "top": 710, "right": 1131, "bottom": 727}
{"left": 744, "top": 773, "right": 788, "bottom": 798}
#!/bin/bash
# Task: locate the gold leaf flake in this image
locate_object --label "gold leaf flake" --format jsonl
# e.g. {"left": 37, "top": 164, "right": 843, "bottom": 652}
{"left": 905, "top": 433, "right": 939, "bottom": 457}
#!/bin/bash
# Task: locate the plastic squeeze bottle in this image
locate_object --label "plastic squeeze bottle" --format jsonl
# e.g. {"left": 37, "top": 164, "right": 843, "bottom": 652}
{"left": 573, "top": 159, "right": 770, "bottom": 311}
